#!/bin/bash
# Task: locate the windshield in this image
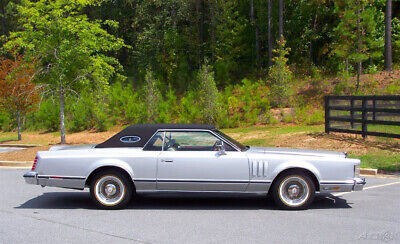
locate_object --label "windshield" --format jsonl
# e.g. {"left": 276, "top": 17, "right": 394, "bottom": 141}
{"left": 214, "top": 130, "right": 248, "bottom": 151}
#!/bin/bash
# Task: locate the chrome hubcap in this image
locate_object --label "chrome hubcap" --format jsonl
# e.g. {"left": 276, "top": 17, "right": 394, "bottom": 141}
{"left": 279, "top": 176, "right": 310, "bottom": 207}
{"left": 105, "top": 184, "right": 117, "bottom": 196}
{"left": 94, "top": 175, "right": 125, "bottom": 206}
{"left": 288, "top": 185, "right": 300, "bottom": 198}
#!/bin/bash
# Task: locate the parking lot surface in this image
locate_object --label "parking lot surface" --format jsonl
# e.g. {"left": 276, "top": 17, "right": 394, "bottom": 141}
{"left": 0, "top": 168, "right": 399, "bottom": 244}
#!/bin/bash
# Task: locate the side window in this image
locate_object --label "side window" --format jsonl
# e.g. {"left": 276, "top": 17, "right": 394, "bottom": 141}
{"left": 143, "top": 132, "right": 164, "bottom": 151}
{"left": 163, "top": 131, "right": 235, "bottom": 151}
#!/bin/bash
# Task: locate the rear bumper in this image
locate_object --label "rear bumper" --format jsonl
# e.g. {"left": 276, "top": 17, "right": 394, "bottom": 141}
{"left": 23, "top": 172, "right": 86, "bottom": 189}
{"left": 320, "top": 177, "right": 366, "bottom": 193}
{"left": 23, "top": 172, "right": 38, "bottom": 185}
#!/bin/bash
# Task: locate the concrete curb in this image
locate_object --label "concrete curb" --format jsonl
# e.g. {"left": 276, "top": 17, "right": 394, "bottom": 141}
{"left": 360, "top": 168, "right": 378, "bottom": 176}
{"left": 0, "top": 161, "right": 33, "bottom": 167}
{"left": 0, "top": 144, "right": 39, "bottom": 148}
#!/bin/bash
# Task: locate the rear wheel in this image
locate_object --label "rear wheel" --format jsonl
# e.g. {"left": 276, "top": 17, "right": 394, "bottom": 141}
{"left": 90, "top": 169, "right": 133, "bottom": 210}
{"left": 272, "top": 172, "right": 315, "bottom": 210}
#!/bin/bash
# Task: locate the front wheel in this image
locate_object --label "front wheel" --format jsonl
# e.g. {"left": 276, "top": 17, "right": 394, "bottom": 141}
{"left": 90, "top": 170, "right": 133, "bottom": 210}
{"left": 272, "top": 172, "right": 315, "bottom": 210}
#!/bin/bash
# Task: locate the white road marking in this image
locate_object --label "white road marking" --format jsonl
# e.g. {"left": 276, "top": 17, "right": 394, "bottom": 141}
{"left": 333, "top": 181, "right": 400, "bottom": 196}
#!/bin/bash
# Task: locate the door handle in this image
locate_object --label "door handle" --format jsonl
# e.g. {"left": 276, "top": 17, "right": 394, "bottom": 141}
{"left": 161, "top": 159, "right": 173, "bottom": 163}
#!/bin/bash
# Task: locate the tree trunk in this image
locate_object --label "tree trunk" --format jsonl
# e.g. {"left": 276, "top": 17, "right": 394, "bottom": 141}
{"left": 267, "top": 0, "right": 272, "bottom": 69}
{"left": 171, "top": 6, "right": 176, "bottom": 29}
{"left": 59, "top": 83, "right": 66, "bottom": 144}
{"left": 356, "top": 2, "right": 362, "bottom": 92}
{"left": 0, "top": 1, "right": 7, "bottom": 36}
{"left": 195, "top": 0, "right": 204, "bottom": 65}
{"left": 309, "top": 9, "right": 318, "bottom": 71}
{"left": 250, "top": 0, "right": 261, "bottom": 76}
{"left": 278, "top": 0, "right": 284, "bottom": 40}
{"left": 17, "top": 109, "right": 21, "bottom": 141}
{"left": 210, "top": 0, "right": 216, "bottom": 63}
{"left": 384, "top": 0, "right": 392, "bottom": 71}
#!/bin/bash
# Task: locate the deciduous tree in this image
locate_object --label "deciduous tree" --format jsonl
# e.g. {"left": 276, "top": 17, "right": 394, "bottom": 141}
{"left": 4, "top": 0, "right": 126, "bottom": 144}
{"left": 0, "top": 54, "right": 39, "bottom": 140}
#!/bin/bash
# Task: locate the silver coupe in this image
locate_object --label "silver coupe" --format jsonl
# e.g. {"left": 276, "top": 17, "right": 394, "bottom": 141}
{"left": 24, "top": 123, "right": 365, "bottom": 210}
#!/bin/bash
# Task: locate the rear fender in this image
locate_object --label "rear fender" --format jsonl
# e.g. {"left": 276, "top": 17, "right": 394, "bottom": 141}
{"left": 85, "top": 159, "right": 134, "bottom": 181}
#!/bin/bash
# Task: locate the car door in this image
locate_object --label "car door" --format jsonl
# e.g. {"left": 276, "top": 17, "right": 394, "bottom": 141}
{"left": 156, "top": 130, "right": 249, "bottom": 191}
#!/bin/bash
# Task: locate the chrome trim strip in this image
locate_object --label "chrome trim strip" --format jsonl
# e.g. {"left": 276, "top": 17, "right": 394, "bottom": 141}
{"left": 250, "top": 180, "right": 272, "bottom": 183}
{"left": 140, "top": 179, "right": 272, "bottom": 184}
{"left": 320, "top": 180, "right": 355, "bottom": 185}
{"left": 157, "top": 179, "right": 249, "bottom": 184}
{"left": 37, "top": 175, "right": 86, "bottom": 180}
{"left": 137, "top": 190, "right": 268, "bottom": 194}
{"left": 135, "top": 179, "right": 157, "bottom": 182}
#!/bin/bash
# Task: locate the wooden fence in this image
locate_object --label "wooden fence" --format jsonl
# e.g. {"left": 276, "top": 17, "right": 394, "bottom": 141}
{"left": 325, "top": 95, "right": 400, "bottom": 138}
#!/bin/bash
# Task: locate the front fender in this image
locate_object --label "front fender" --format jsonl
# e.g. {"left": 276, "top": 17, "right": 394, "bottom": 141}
{"left": 85, "top": 159, "right": 135, "bottom": 181}
{"left": 270, "top": 160, "right": 321, "bottom": 182}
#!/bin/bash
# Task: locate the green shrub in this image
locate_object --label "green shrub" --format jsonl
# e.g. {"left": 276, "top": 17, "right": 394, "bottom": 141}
{"left": 220, "top": 79, "right": 271, "bottom": 127}
{"left": 66, "top": 93, "right": 93, "bottom": 132}
{"left": 177, "top": 90, "right": 202, "bottom": 124}
{"left": 33, "top": 99, "right": 60, "bottom": 132}
{"left": 385, "top": 80, "right": 400, "bottom": 95}
{"left": 269, "top": 38, "right": 293, "bottom": 108}
{"left": 295, "top": 105, "right": 324, "bottom": 125}
{"left": 197, "top": 64, "right": 221, "bottom": 125}
{"left": 0, "top": 110, "right": 13, "bottom": 131}
{"left": 144, "top": 71, "right": 162, "bottom": 122}
{"left": 93, "top": 101, "right": 111, "bottom": 132}
{"left": 157, "top": 88, "right": 178, "bottom": 123}
{"left": 109, "top": 81, "right": 147, "bottom": 124}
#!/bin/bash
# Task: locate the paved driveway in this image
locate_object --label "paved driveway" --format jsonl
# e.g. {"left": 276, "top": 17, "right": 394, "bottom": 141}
{"left": 0, "top": 168, "right": 399, "bottom": 244}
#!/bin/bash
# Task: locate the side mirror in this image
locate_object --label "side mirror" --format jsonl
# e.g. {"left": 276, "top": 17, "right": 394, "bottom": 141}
{"left": 215, "top": 140, "right": 226, "bottom": 155}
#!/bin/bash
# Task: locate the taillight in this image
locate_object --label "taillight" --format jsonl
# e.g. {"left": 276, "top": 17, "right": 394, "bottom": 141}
{"left": 32, "top": 156, "right": 38, "bottom": 171}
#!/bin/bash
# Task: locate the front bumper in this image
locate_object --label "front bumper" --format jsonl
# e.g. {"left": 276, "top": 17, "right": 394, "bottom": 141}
{"left": 23, "top": 172, "right": 38, "bottom": 185}
{"left": 320, "top": 177, "right": 366, "bottom": 193}
{"left": 353, "top": 177, "right": 366, "bottom": 191}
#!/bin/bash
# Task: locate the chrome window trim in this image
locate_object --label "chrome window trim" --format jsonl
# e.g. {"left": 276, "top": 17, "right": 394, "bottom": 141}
{"left": 161, "top": 131, "right": 166, "bottom": 151}
{"left": 142, "top": 131, "right": 165, "bottom": 151}
{"left": 143, "top": 129, "right": 241, "bottom": 152}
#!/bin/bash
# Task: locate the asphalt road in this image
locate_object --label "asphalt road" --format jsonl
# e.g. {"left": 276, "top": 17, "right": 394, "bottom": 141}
{"left": 0, "top": 168, "right": 399, "bottom": 244}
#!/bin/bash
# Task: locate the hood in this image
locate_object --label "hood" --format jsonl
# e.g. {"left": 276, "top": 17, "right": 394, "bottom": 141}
{"left": 248, "top": 147, "right": 346, "bottom": 158}
{"left": 49, "top": 144, "right": 97, "bottom": 151}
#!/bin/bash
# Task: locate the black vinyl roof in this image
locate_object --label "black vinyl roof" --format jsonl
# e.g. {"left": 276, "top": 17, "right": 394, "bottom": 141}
{"left": 95, "top": 123, "right": 216, "bottom": 148}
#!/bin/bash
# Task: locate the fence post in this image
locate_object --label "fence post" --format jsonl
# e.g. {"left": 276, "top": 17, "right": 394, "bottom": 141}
{"left": 325, "top": 96, "right": 330, "bottom": 134}
{"left": 361, "top": 97, "right": 367, "bottom": 138}
{"left": 372, "top": 98, "right": 376, "bottom": 121}
{"left": 350, "top": 98, "right": 355, "bottom": 129}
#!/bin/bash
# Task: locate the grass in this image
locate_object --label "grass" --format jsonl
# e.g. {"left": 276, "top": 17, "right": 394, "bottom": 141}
{"left": 0, "top": 135, "right": 18, "bottom": 143}
{"left": 0, "top": 131, "right": 57, "bottom": 145}
{"left": 349, "top": 154, "right": 400, "bottom": 172}
{"left": 223, "top": 124, "right": 324, "bottom": 135}
{"left": 224, "top": 124, "right": 399, "bottom": 172}
{"left": 368, "top": 124, "right": 400, "bottom": 135}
